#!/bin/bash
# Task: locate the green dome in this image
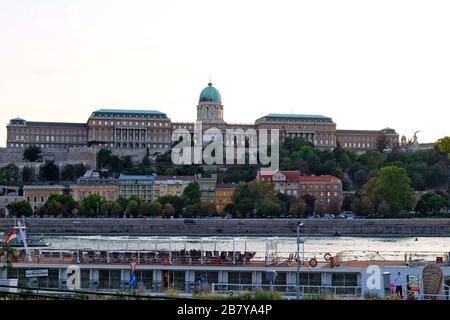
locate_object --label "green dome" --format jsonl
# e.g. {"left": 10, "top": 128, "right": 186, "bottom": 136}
{"left": 199, "top": 82, "right": 221, "bottom": 103}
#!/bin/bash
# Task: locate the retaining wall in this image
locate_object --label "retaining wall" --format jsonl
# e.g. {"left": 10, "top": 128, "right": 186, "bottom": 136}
{"left": 1, "top": 218, "right": 450, "bottom": 236}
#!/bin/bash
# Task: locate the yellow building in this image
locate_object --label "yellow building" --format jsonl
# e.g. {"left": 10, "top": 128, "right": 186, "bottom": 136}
{"left": 23, "top": 185, "right": 68, "bottom": 212}
{"left": 214, "top": 184, "right": 235, "bottom": 213}
{"left": 70, "top": 170, "right": 118, "bottom": 201}
{"left": 153, "top": 176, "right": 195, "bottom": 199}
{"left": 70, "top": 184, "right": 118, "bottom": 202}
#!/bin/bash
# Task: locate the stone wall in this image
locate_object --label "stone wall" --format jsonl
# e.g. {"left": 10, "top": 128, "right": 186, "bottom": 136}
{"left": 0, "top": 147, "right": 97, "bottom": 169}
{"left": 1, "top": 218, "right": 450, "bottom": 236}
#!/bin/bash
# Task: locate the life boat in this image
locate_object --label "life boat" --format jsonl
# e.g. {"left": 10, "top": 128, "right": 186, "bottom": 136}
{"left": 309, "top": 258, "right": 318, "bottom": 268}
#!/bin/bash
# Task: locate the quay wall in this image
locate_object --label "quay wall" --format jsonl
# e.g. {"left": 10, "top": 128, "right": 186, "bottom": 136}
{"left": 1, "top": 218, "right": 450, "bottom": 236}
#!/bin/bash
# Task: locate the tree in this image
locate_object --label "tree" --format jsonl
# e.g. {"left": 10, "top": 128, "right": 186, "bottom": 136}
{"left": 301, "top": 195, "right": 316, "bottom": 215}
{"left": 81, "top": 194, "right": 105, "bottom": 217}
{"left": 353, "top": 169, "right": 369, "bottom": 188}
{"left": 147, "top": 201, "right": 163, "bottom": 217}
{"left": 41, "top": 200, "right": 64, "bottom": 217}
{"left": 22, "top": 166, "right": 33, "bottom": 182}
{"left": 342, "top": 195, "right": 356, "bottom": 212}
{"left": 288, "top": 200, "right": 307, "bottom": 217}
{"left": 98, "top": 148, "right": 112, "bottom": 169}
{"left": 436, "top": 137, "right": 450, "bottom": 155}
{"left": 62, "top": 164, "right": 87, "bottom": 181}
{"left": 182, "top": 182, "right": 201, "bottom": 206}
{"left": 0, "top": 164, "right": 19, "bottom": 185}
{"left": 257, "top": 199, "right": 282, "bottom": 217}
{"left": 199, "top": 202, "right": 218, "bottom": 217}
{"left": 421, "top": 192, "right": 450, "bottom": 215}
{"left": 7, "top": 200, "right": 32, "bottom": 217}
{"left": 235, "top": 198, "right": 254, "bottom": 217}
{"left": 162, "top": 203, "right": 175, "bottom": 217}
{"left": 23, "top": 145, "right": 42, "bottom": 162}
{"left": 351, "top": 197, "right": 374, "bottom": 216}
{"left": 157, "top": 195, "right": 184, "bottom": 215}
{"left": 126, "top": 200, "right": 139, "bottom": 217}
{"left": 184, "top": 204, "right": 201, "bottom": 217}
{"left": 414, "top": 198, "right": 426, "bottom": 215}
{"left": 369, "top": 166, "right": 416, "bottom": 217}
{"left": 109, "top": 201, "right": 123, "bottom": 217}
{"left": 41, "top": 161, "right": 59, "bottom": 181}
{"left": 116, "top": 196, "right": 128, "bottom": 211}
{"left": 42, "top": 194, "right": 77, "bottom": 217}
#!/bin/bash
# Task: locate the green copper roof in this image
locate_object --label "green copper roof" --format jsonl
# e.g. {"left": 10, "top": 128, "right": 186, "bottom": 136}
{"left": 11, "top": 117, "right": 25, "bottom": 121}
{"left": 255, "top": 113, "right": 333, "bottom": 124}
{"left": 94, "top": 109, "right": 165, "bottom": 115}
{"left": 199, "top": 82, "right": 221, "bottom": 104}
{"left": 92, "top": 109, "right": 167, "bottom": 119}
{"left": 266, "top": 113, "right": 330, "bottom": 119}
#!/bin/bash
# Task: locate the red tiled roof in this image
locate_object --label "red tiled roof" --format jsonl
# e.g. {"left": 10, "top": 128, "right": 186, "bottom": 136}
{"left": 258, "top": 171, "right": 299, "bottom": 181}
{"left": 298, "top": 175, "right": 339, "bottom": 182}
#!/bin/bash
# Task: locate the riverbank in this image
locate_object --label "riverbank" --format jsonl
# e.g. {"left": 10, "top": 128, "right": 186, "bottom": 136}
{"left": 2, "top": 218, "right": 450, "bottom": 236}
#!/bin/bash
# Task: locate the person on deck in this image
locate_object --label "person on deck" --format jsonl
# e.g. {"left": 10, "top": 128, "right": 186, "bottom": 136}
{"left": 393, "top": 272, "right": 405, "bottom": 298}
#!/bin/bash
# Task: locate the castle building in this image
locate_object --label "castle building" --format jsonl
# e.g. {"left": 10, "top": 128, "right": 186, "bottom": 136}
{"left": 7, "top": 118, "right": 87, "bottom": 149}
{"left": 5, "top": 82, "right": 399, "bottom": 154}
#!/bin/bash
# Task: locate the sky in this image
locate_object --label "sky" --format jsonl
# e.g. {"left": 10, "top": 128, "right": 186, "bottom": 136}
{"left": 0, "top": 0, "right": 449, "bottom": 147}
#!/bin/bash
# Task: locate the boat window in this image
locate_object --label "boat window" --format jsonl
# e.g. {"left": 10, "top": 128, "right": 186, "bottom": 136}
{"left": 195, "top": 271, "right": 218, "bottom": 285}
{"left": 228, "top": 272, "right": 252, "bottom": 285}
{"left": 81, "top": 269, "right": 90, "bottom": 289}
{"left": 262, "top": 272, "right": 287, "bottom": 286}
{"left": 332, "top": 273, "right": 357, "bottom": 287}
{"left": 98, "top": 270, "right": 110, "bottom": 289}
{"left": 109, "top": 270, "right": 121, "bottom": 289}
{"left": 299, "top": 273, "right": 321, "bottom": 286}
{"left": 136, "top": 270, "right": 153, "bottom": 290}
{"left": 169, "top": 271, "right": 185, "bottom": 290}
{"left": 48, "top": 269, "right": 59, "bottom": 288}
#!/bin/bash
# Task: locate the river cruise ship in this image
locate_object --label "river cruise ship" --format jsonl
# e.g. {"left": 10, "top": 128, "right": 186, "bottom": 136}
{"left": 2, "top": 234, "right": 450, "bottom": 300}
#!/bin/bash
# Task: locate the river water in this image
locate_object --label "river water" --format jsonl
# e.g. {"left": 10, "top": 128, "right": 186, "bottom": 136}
{"left": 40, "top": 235, "right": 450, "bottom": 261}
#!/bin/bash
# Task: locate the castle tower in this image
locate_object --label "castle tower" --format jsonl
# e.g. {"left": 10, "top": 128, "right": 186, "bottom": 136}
{"left": 196, "top": 82, "right": 225, "bottom": 123}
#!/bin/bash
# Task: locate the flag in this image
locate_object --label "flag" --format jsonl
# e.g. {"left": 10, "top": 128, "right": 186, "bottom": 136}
{"left": 130, "top": 274, "right": 137, "bottom": 288}
{"left": 4, "top": 231, "right": 17, "bottom": 244}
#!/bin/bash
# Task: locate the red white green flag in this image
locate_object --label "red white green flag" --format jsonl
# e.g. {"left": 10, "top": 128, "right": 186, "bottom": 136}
{"left": 4, "top": 231, "right": 17, "bottom": 244}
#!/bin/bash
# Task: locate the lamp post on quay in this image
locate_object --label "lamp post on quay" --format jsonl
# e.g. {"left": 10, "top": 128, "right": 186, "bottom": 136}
{"left": 296, "top": 221, "right": 304, "bottom": 300}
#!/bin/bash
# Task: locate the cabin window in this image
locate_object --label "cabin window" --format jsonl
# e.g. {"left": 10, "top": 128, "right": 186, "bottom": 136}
{"left": 195, "top": 271, "right": 218, "bottom": 285}
{"left": 81, "top": 269, "right": 90, "bottom": 289}
{"left": 262, "top": 271, "right": 287, "bottom": 286}
{"left": 98, "top": 270, "right": 110, "bottom": 289}
{"left": 136, "top": 270, "right": 153, "bottom": 290}
{"left": 299, "top": 273, "right": 321, "bottom": 286}
{"left": 332, "top": 273, "right": 357, "bottom": 287}
{"left": 169, "top": 271, "right": 186, "bottom": 291}
{"left": 228, "top": 272, "right": 252, "bottom": 286}
{"left": 109, "top": 270, "right": 121, "bottom": 289}
{"left": 48, "top": 269, "right": 59, "bottom": 288}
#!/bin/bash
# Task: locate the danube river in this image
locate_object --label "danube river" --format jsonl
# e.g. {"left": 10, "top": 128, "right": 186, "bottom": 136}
{"left": 41, "top": 235, "right": 450, "bottom": 261}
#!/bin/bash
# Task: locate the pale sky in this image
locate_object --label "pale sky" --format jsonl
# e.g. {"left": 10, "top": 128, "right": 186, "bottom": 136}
{"left": 1, "top": 0, "right": 449, "bottom": 147}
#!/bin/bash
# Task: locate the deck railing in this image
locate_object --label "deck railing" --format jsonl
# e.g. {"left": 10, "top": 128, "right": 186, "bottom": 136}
{"left": 210, "top": 283, "right": 363, "bottom": 298}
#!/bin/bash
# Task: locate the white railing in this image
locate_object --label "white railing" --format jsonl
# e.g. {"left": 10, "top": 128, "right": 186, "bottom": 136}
{"left": 210, "top": 283, "right": 363, "bottom": 298}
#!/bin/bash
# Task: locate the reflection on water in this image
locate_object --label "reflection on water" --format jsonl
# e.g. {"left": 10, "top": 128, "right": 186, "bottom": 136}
{"left": 41, "top": 235, "right": 450, "bottom": 261}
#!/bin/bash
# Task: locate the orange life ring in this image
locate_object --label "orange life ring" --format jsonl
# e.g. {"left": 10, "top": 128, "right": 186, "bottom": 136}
{"left": 324, "top": 253, "right": 332, "bottom": 262}
{"left": 161, "top": 257, "right": 169, "bottom": 263}
{"left": 309, "top": 258, "right": 318, "bottom": 268}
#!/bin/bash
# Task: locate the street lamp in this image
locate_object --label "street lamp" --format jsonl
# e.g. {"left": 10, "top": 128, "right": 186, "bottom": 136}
{"left": 296, "top": 221, "right": 304, "bottom": 300}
